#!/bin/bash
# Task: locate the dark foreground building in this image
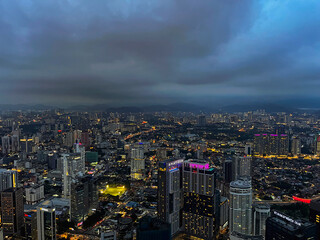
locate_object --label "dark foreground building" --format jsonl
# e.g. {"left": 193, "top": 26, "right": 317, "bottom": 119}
{"left": 266, "top": 211, "right": 317, "bottom": 240}
{"left": 309, "top": 199, "right": 320, "bottom": 237}
{"left": 1, "top": 187, "right": 24, "bottom": 236}
{"left": 137, "top": 216, "right": 171, "bottom": 240}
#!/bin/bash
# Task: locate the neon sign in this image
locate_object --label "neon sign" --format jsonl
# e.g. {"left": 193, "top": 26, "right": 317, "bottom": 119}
{"left": 169, "top": 167, "right": 178, "bottom": 172}
{"left": 189, "top": 163, "right": 209, "bottom": 169}
{"left": 273, "top": 211, "right": 301, "bottom": 226}
{"left": 168, "top": 159, "right": 183, "bottom": 167}
{"left": 292, "top": 196, "right": 311, "bottom": 204}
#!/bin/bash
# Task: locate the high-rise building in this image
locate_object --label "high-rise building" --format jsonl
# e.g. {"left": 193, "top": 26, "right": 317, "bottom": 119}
{"left": 25, "top": 184, "right": 45, "bottom": 205}
{"left": 233, "top": 156, "right": 252, "bottom": 180}
{"left": 137, "top": 216, "right": 171, "bottom": 240}
{"left": 37, "top": 200, "right": 56, "bottom": 240}
{"left": 64, "top": 131, "right": 74, "bottom": 147}
{"left": 157, "top": 159, "right": 183, "bottom": 235}
{"left": 1, "top": 187, "right": 24, "bottom": 236}
{"left": 315, "top": 134, "right": 320, "bottom": 156}
{"left": 70, "top": 180, "right": 87, "bottom": 224}
{"left": 2, "top": 135, "right": 19, "bottom": 154}
{"left": 183, "top": 159, "right": 220, "bottom": 240}
{"left": 278, "top": 134, "right": 289, "bottom": 155}
{"left": 11, "top": 135, "right": 19, "bottom": 153}
{"left": 223, "top": 160, "right": 233, "bottom": 183}
{"left": 24, "top": 211, "right": 37, "bottom": 240}
{"left": 1, "top": 136, "right": 11, "bottom": 154}
{"left": 245, "top": 144, "right": 252, "bottom": 155}
{"left": 254, "top": 134, "right": 268, "bottom": 155}
{"left": 309, "top": 199, "right": 320, "bottom": 237}
{"left": 269, "top": 134, "right": 279, "bottom": 155}
{"left": 20, "top": 138, "right": 33, "bottom": 153}
{"left": 130, "top": 147, "right": 144, "bottom": 159}
{"left": 80, "top": 131, "right": 90, "bottom": 149}
{"left": 254, "top": 134, "right": 289, "bottom": 156}
{"left": 266, "top": 211, "right": 317, "bottom": 239}
{"left": 230, "top": 178, "right": 252, "bottom": 236}
{"left": 48, "top": 153, "right": 57, "bottom": 170}
{"left": 253, "top": 204, "right": 270, "bottom": 237}
{"left": 197, "top": 115, "right": 207, "bottom": 126}
{"left": 71, "top": 176, "right": 98, "bottom": 224}
{"left": 220, "top": 197, "right": 229, "bottom": 231}
{"left": 291, "top": 136, "right": 301, "bottom": 156}
{"left": 62, "top": 153, "right": 85, "bottom": 199}
{"left": 74, "top": 142, "right": 86, "bottom": 170}
{"left": 0, "top": 169, "right": 17, "bottom": 191}
{"left": 131, "top": 147, "right": 145, "bottom": 180}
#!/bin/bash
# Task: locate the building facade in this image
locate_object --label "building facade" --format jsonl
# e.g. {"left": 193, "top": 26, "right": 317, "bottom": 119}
{"left": 182, "top": 160, "right": 220, "bottom": 240}
{"left": 229, "top": 179, "right": 252, "bottom": 235}
{"left": 266, "top": 211, "right": 317, "bottom": 239}
{"left": 157, "top": 159, "right": 183, "bottom": 235}
{"left": 253, "top": 204, "right": 270, "bottom": 237}
{"left": 37, "top": 200, "right": 56, "bottom": 240}
{"left": 1, "top": 187, "right": 24, "bottom": 236}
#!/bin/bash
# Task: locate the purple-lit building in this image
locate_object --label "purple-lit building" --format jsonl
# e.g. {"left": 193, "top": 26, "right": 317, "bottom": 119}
{"left": 254, "top": 134, "right": 289, "bottom": 155}
{"left": 157, "top": 159, "right": 184, "bottom": 236}
{"left": 182, "top": 160, "right": 220, "bottom": 240}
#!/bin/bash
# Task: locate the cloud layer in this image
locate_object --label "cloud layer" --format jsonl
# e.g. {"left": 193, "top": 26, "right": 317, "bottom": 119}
{"left": 0, "top": 0, "right": 319, "bottom": 106}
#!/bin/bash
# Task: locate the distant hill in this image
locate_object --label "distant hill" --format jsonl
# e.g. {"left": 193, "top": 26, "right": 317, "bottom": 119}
{"left": 105, "top": 103, "right": 211, "bottom": 113}
{"left": 0, "top": 102, "right": 302, "bottom": 113}
{"left": 0, "top": 104, "right": 55, "bottom": 111}
{"left": 219, "top": 103, "right": 298, "bottom": 113}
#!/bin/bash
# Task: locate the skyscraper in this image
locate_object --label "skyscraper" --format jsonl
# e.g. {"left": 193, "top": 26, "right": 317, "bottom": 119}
{"left": 64, "top": 131, "right": 74, "bottom": 147}
{"left": 1, "top": 136, "right": 11, "bottom": 154}
{"left": 254, "top": 134, "right": 289, "bottom": 156}
{"left": 229, "top": 178, "right": 252, "bottom": 235}
{"left": 37, "top": 200, "right": 56, "bottom": 240}
{"left": 278, "top": 134, "right": 289, "bottom": 155}
{"left": 253, "top": 204, "right": 270, "bottom": 237}
{"left": 80, "top": 131, "right": 90, "bottom": 149}
{"left": 315, "top": 134, "right": 320, "bottom": 156}
{"left": 20, "top": 138, "right": 33, "bottom": 153}
{"left": 11, "top": 135, "right": 19, "bottom": 153}
{"left": 0, "top": 169, "right": 17, "bottom": 191}
{"left": 131, "top": 147, "right": 145, "bottom": 180}
{"left": 233, "top": 156, "right": 252, "bottom": 180}
{"left": 157, "top": 159, "right": 183, "bottom": 235}
{"left": 62, "top": 153, "right": 85, "bottom": 199}
{"left": 223, "top": 159, "right": 233, "bottom": 183}
{"left": 71, "top": 176, "right": 98, "bottom": 224}
{"left": 1, "top": 187, "right": 24, "bottom": 236}
{"left": 70, "top": 180, "right": 87, "bottom": 224}
{"left": 291, "top": 136, "right": 301, "bottom": 156}
{"left": 183, "top": 159, "right": 220, "bottom": 240}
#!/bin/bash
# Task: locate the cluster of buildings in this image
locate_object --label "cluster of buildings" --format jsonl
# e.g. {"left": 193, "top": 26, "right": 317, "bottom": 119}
{"left": 0, "top": 109, "right": 319, "bottom": 239}
{"left": 153, "top": 156, "right": 319, "bottom": 240}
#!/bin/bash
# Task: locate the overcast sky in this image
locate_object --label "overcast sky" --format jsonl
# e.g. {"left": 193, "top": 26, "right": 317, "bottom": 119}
{"left": 0, "top": 0, "right": 320, "bottom": 107}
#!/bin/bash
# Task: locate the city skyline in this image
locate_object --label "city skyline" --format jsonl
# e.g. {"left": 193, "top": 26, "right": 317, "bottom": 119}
{"left": 1, "top": 1, "right": 320, "bottom": 107}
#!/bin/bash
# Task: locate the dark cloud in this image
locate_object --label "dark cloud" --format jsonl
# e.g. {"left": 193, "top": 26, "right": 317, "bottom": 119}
{"left": 0, "top": 0, "right": 319, "bottom": 106}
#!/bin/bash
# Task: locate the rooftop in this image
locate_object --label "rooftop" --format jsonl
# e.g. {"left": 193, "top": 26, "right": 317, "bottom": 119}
{"left": 230, "top": 179, "right": 252, "bottom": 189}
